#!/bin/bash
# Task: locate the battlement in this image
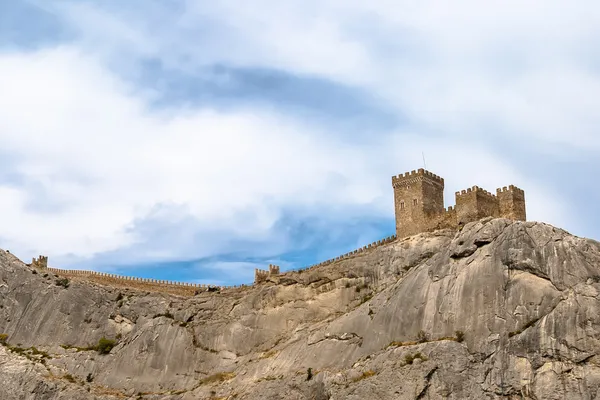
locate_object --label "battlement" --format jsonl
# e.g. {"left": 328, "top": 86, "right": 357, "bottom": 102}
{"left": 392, "top": 168, "right": 444, "bottom": 188}
{"left": 17, "top": 169, "right": 526, "bottom": 296}
{"left": 269, "top": 264, "right": 280, "bottom": 275}
{"left": 254, "top": 264, "right": 281, "bottom": 284}
{"left": 31, "top": 255, "right": 48, "bottom": 269}
{"left": 394, "top": 168, "right": 526, "bottom": 239}
{"left": 455, "top": 185, "right": 497, "bottom": 200}
{"left": 496, "top": 185, "right": 525, "bottom": 196}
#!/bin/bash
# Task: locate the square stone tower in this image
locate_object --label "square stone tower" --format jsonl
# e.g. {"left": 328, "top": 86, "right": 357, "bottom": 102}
{"left": 392, "top": 168, "right": 445, "bottom": 238}
{"left": 497, "top": 185, "right": 526, "bottom": 221}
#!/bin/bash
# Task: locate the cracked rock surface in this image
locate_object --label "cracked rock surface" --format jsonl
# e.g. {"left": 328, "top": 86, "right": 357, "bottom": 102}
{"left": 1, "top": 218, "right": 600, "bottom": 399}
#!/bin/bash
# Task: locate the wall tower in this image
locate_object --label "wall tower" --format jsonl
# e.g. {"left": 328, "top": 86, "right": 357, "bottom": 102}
{"left": 497, "top": 185, "right": 526, "bottom": 221}
{"left": 392, "top": 168, "right": 445, "bottom": 239}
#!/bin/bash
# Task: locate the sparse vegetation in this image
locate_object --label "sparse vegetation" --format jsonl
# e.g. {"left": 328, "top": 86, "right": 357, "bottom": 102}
{"left": 199, "top": 372, "right": 235, "bottom": 385}
{"left": 86, "top": 373, "right": 93, "bottom": 383}
{"left": 306, "top": 368, "right": 313, "bottom": 381}
{"left": 404, "top": 352, "right": 428, "bottom": 365}
{"left": 153, "top": 312, "right": 174, "bottom": 319}
{"left": 62, "top": 337, "right": 117, "bottom": 355}
{"left": 353, "top": 370, "right": 377, "bottom": 382}
{"left": 387, "top": 341, "right": 404, "bottom": 348}
{"left": 455, "top": 330, "right": 465, "bottom": 342}
{"left": 55, "top": 278, "right": 70, "bottom": 288}
{"left": 0, "top": 333, "right": 8, "bottom": 345}
{"left": 64, "top": 374, "right": 76, "bottom": 383}
{"left": 61, "top": 344, "right": 94, "bottom": 352}
{"left": 259, "top": 350, "right": 278, "bottom": 359}
{"left": 32, "top": 270, "right": 37, "bottom": 274}
{"left": 417, "top": 330, "right": 429, "bottom": 343}
{"left": 96, "top": 337, "right": 116, "bottom": 354}
{"left": 2, "top": 342, "right": 52, "bottom": 364}
{"left": 255, "top": 375, "right": 280, "bottom": 383}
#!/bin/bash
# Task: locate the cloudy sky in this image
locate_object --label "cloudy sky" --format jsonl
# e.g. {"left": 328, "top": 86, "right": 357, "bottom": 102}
{"left": 1, "top": 1, "right": 599, "bottom": 286}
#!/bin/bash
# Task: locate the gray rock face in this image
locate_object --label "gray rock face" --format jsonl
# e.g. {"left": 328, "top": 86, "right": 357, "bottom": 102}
{"left": 1, "top": 218, "right": 600, "bottom": 399}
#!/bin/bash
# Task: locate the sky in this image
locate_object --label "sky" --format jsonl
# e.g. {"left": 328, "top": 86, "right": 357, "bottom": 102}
{"left": 1, "top": 1, "right": 599, "bottom": 286}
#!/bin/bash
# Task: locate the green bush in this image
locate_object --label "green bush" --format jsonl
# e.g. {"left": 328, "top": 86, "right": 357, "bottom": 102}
{"left": 55, "top": 278, "right": 70, "bottom": 288}
{"left": 405, "top": 352, "right": 428, "bottom": 365}
{"left": 306, "top": 367, "right": 313, "bottom": 381}
{"left": 96, "top": 337, "right": 116, "bottom": 355}
{"left": 0, "top": 333, "right": 8, "bottom": 345}
{"left": 455, "top": 330, "right": 465, "bottom": 343}
{"left": 417, "top": 330, "right": 429, "bottom": 343}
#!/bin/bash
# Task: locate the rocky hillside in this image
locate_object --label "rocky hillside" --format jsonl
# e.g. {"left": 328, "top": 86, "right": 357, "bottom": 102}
{"left": 1, "top": 218, "right": 600, "bottom": 399}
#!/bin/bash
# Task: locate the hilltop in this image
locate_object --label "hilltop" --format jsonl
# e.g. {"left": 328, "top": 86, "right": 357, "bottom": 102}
{"left": 1, "top": 217, "right": 600, "bottom": 399}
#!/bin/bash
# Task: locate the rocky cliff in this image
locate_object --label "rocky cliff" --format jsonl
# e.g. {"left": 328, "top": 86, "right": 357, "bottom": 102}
{"left": 1, "top": 218, "right": 600, "bottom": 399}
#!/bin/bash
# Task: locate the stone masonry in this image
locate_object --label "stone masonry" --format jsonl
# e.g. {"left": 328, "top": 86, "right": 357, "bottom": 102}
{"left": 392, "top": 168, "right": 526, "bottom": 239}
{"left": 254, "top": 264, "right": 280, "bottom": 284}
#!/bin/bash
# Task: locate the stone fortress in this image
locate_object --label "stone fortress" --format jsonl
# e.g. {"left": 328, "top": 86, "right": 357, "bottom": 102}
{"left": 392, "top": 168, "right": 526, "bottom": 239}
{"left": 26, "top": 168, "right": 525, "bottom": 294}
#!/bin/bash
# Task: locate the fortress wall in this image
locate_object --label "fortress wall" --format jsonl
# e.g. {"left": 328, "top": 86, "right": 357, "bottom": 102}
{"left": 455, "top": 188, "right": 478, "bottom": 226}
{"left": 472, "top": 186, "right": 500, "bottom": 219}
{"left": 497, "top": 185, "right": 526, "bottom": 221}
{"left": 40, "top": 266, "right": 241, "bottom": 296}
{"left": 287, "top": 234, "right": 397, "bottom": 274}
{"left": 254, "top": 268, "right": 269, "bottom": 283}
{"left": 425, "top": 206, "right": 457, "bottom": 232}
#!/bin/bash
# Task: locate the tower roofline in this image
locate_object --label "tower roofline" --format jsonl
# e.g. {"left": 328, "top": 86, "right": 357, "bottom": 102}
{"left": 392, "top": 168, "right": 444, "bottom": 188}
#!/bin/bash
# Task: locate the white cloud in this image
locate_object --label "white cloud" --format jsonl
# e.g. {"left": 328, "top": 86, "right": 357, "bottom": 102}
{"left": 44, "top": 0, "right": 600, "bottom": 150}
{"left": 0, "top": 0, "right": 596, "bottom": 270}
{"left": 0, "top": 47, "right": 391, "bottom": 263}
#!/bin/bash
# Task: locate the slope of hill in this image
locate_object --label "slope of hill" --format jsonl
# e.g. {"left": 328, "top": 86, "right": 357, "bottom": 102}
{"left": 1, "top": 217, "right": 600, "bottom": 399}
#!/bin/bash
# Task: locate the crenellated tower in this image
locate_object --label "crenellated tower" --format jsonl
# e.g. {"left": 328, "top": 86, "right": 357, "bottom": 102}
{"left": 392, "top": 168, "right": 445, "bottom": 239}
{"left": 392, "top": 168, "right": 526, "bottom": 239}
{"left": 497, "top": 185, "right": 526, "bottom": 221}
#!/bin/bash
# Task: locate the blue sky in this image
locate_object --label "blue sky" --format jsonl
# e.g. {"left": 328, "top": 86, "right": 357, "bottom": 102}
{"left": 1, "top": 0, "right": 599, "bottom": 285}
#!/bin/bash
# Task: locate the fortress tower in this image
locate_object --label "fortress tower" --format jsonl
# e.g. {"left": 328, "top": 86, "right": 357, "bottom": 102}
{"left": 392, "top": 169, "right": 526, "bottom": 239}
{"left": 392, "top": 169, "right": 445, "bottom": 238}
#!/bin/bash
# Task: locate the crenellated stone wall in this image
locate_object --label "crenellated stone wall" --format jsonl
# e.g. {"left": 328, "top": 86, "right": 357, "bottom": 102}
{"left": 393, "top": 168, "right": 526, "bottom": 239}
{"left": 23, "top": 168, "right": 527, "bottom": 295}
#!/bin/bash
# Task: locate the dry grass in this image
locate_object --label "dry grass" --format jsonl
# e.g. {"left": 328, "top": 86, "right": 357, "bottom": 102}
{"left": 199, "top": 372, "right": 236, "bottom": 385}
{"left": 387, "top": 340, "right": 417, "bottom": 348}
{"left": 259, "top": 350, "right": 278, "bottom": 359}
{"left": 353, "top": 370, "right": 377, "bottom": 382}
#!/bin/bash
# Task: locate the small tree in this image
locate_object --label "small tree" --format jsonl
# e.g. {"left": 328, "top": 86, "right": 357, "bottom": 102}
{"left": 96, "top": 337, "right": 116, "bottom": 355}
{"left": 417, "top": 330, "right": 429, "bottom": 343}
{"left": 55, "top": 278, "right": 70, "bottom": 288}
{"left": 455, "top": 330, "right": 465, "bottom": 343}
{"left": 0, "top": 333, "right": 8, "bottom": 345}
{"left": 306, "top": 367, "right": 313, "bottom": 381}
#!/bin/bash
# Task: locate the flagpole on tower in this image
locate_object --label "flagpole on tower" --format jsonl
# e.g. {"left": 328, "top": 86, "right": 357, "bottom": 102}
{"left": 422, "top": 152, "right": 427, "bottom": 170}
